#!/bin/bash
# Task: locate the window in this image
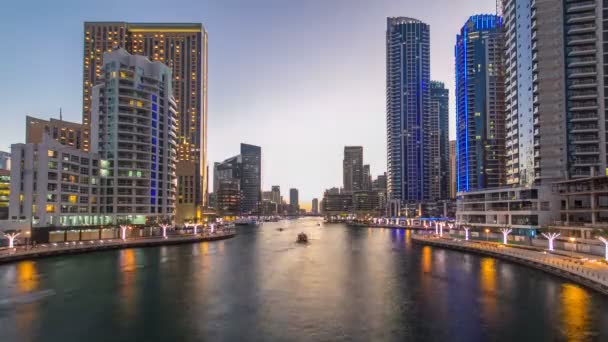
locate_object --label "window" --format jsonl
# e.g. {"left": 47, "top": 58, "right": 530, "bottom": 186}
{"left": 46, "top": 204, "right": 55, "bottom": 213}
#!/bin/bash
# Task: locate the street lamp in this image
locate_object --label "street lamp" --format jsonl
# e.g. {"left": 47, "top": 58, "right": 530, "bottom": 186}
{"left": 485, "top": 229, "right": 490, "bottom": 242}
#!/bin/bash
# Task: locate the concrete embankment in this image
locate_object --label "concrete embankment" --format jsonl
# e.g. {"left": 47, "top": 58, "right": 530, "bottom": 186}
{"left": 0, "top": 233, "right": 235, "bottom": 264}
{"left": 412, "top": 235, "right": 608, "bottom": 296}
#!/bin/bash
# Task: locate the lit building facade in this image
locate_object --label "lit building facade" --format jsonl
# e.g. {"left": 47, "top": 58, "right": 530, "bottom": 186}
{"left": 0, "top": 169, "right": 9, "bottom": 220}
{"left": 449, "top": 140, "right": 456, "bottom": 198}
{"left": 455, "top": 14, "right": 506, "bottom": 192}
{"left": 26, "top": 116, "right": 87, "bottom": 152}
{"left": 386, "top": 17, "right": 438, "bottom": 203}
{"left": 83, "top": 22, "right": 208, "bottom": 223}
{"left": 92, "top": 49, "right": 178, "bottom": 224}
{"left": 9, "top": 136, "right": 104, "bottom": 227}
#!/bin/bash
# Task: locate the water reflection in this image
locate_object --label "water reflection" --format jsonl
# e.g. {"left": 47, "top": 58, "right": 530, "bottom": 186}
{"left": 480, "top": 258, "right": 497, "bottom": 324}
{"left": 119, "top": 249, "right": 137, "bottom": 321}
{"left": 560, "top": 284, "right": 591, "bottom": 341}
{"left": 16, "top": 261, "right": 38, "bottom": 293}
{"left": 421, "top": 246, "right": 432, "bottom": 273}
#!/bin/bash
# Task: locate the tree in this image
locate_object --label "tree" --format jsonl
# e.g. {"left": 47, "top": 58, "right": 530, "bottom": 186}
{"left": 120, "top": 225, "right": 128, "bottom": 241}
{"left": 462, "top": 224, "right": 471, "bottom": 241}
{"left": 541, "top": 232, "right": 560, "bottom": 251}
{"left": 2, "top": 230, "right": 21, "bottom": 248}
{"left": 159, "top": 224, "right": 171, "bottom": 239}
{"left": 500, "top": 227, "right": 512, "bottom": 245}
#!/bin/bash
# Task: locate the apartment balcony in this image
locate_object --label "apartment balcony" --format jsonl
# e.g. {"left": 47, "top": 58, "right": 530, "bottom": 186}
{"left": 566, "top": 14, "right": 596, "bottom": 24}
{"left": 570, "top": 125, "right": 599, "bottom": 133}
{"left": 570, "top": 113, "right": 598, "bottom": 121}
{"left": 568, "top": 48, "right": 597, "bottom": 57}
{"left": 566, "top": 3, "right": 597, "bottom": 14}
{"left": 567, "top": 24, "right": 596, "bottom": 35}
{"left": 572, "top": 147, "right": 600, "bottom": 155}
{"left": 569, "top": 104, "right": 598, "bottom": 111}
{"left": 570, "top": 135, "right": 600, "bottom": 144}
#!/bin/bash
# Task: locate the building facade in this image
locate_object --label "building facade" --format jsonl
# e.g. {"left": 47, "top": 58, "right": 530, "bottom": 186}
{"left": 455, "top": 14, "right": 506, "bottom": 192}
{"left": 386, "top": 17, "right": 438, "bottom": 203}
{"left": 83, "top": 22, "right": 208, "bottom": 223}
{"left": 289, "top": 188, "right": 299, "bottom": 214}
{"left": 449, "top": 140, "right": 457, "bottom": 198}
{"left": 240, "top": 143, "right": 261, "bottom": 215}
{"left": 312, "top": 198, "right": 319, "bottom": 215}
{"left": 9, "top": 136, "right": 104, "bottom": 227}
{"left": 271, "top": 185, "right": 281, "bottom": 205}
{"left": 431, "top": 81, "right": 450, "bottom": 200}
{"left": 343, "top": 146, "right": 363, "bottom": 192}
{"left": 92, "top": 49, "right": 178, "bottom": 224}
{"left": 26, "top": 116, "right": 87, "bottom": 152}
{"left": 216, "top": 179, "right": 240, "bottom": 217}
{"left": 0, "top": 151, "right": 9, "bottom": 171}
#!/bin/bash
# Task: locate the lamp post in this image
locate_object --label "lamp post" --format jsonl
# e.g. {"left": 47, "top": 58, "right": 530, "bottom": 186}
{"left": 485, "top": 229, "right": 490, "bottom": 241}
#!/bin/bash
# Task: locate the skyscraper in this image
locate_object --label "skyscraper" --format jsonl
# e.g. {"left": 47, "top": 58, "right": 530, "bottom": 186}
{"left": 431, "top": 81, "right": 450, "bottom": 199}
{"left": 362, "top": 164, "right": 372, "bottom": 190}
{"left": 386, "top": 17, "right": 437, "bottom": 203}
{"left": 92, "top": 49, "right": 178, "bottom": 223}
{"left": 289, "top": 188, "right": 299, "bottom": 214}
{"left": 240, "top": 143, "right": 261, "bottom": 215}
{"left": 449, "top": 140, "right": 456, "bottom": 198}
{"left": 456, "top": 14, "right": 506, "bottom": 192}
{"left": 271, "top": 185, "right": 281, "bottom": 205}
{"left": 83, "top": 22, "right": 208, "bottom": 223}
{"left": 500, "top": 1, "right": 535, "bottom": 186}
{"left": 343, "top": 146, "right": 363, "bottom": 192}
{"left": 312, "top": 198, "right": 319, "bottom": 215}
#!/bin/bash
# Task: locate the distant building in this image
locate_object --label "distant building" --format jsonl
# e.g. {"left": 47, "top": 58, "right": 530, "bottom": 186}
{"left": 208, "top": 193, "right": 217, "bottom": 209}
{"left": 26, "top": 115, "right": 87, "bottom": 151}
{"left": 213, "top": 143, "right": 261, "bottom": 215}
{"left": 431, "top": 81, "right": 450, "bottom": 200}
{"left": 262, "top": 191, "right": 273, "bottom": 201}
{"left": 216, "top": 179, "right": 240, "bottom": 216}
{"left": 343, "top": 146, "right": 363, "bottom": 192}
{"left": 372, "top": 173, "right": 388, "bottom": 214}
{"left": 353, "top": 191, "right": 381, "bottom": 215}
{"left": 289, "top": 188, "right": 299, "bottom": 214}
{"left": 0, "top": 151, "right": 10, "bottom": 170}
{"left": 449, "top": 141, "right": 456, "bottom": 198}
{"left": 312, "top": 198, "right": 319, "bottom": 215}
{"left": 271, "top": 186, "right": 281, "bottom": 205}
{"left": 322, "top": 188, "right": 352, "bottom": 216}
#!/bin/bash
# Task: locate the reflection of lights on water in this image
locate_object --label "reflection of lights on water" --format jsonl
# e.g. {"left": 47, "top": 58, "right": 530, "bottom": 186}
{"left": 119, "top": 249, "right": 137, "bottom": 321}
{"left": 480, "top": 258, "right": 497, "bottom": 323}
{"left": 560, "top": 284, "right": 590, "bottom": 341}
{"left": 422, "top": 246, "right": 431, "bottom": 273}
{"left": 16, "top": 261, "right": 38, "bottom": 293}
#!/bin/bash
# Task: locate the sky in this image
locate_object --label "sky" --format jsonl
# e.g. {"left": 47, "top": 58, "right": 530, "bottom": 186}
{"left": 0, "top": 0, "right": 495, "bottom": 209}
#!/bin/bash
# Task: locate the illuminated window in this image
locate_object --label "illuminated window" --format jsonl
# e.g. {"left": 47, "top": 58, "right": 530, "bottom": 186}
{"left": 46, "top": 204, "right": 55, "bottom": 213}
{"left": 112, "top": 71, "right": 117, "bottom": 78}
{"left": 68, "top": 195, "right": 77, "bottom": 204}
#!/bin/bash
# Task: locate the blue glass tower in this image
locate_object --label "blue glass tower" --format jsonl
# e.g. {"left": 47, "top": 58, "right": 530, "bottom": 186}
{"left": 455, "top": 15, "right": 506, "bottom": 193}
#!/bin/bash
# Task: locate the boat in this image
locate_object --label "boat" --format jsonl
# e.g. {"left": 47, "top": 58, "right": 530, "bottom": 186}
{"left": 297, "top": 232, "right": 308, "bottom": 243}
{"left": 277, "top": 228, "right": 284, "bottom": 232}
{"left": 234, "top": 218, "right": 259, "bottom": 226}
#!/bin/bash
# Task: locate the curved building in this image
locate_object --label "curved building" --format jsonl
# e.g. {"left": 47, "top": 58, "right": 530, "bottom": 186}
{"left": 92, "top": 49, "right": 178, "bottom": 224}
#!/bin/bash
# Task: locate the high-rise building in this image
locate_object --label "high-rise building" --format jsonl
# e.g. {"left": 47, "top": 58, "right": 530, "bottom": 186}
{"left": 386, "top": 17, "right": 438, "bottom": 203}
{"left": 501, "top": 1, "right": 536, "bottom": 186}
{"left": 262, "top": 191, "right": 273, "bottom": 201}
{"left": 530, "top": 0, "right": 566, "bottom": 183}
{"left": 449, "top": 140, "right": 456, "bottom": 198}
{"left": 92, "top": 49, "right": 178, "bottom": 223}
{"left": 455, "top": 14, "right": 506, "bottom": 192}
{"left": 26, "top": 116, "right": 87, "bottom": 151}
{"left": 271, "top": 185, "right": 281, "bottom": 205}
{"left": 431, "top": 81, "right": 450, "bottom": 199}
{"left": 240, "top": 143, "right": 261, "bottom": 215}
{"left": 289, "top": 188, "right": 299, "bottom": 214}
{"left": 312, "top": 198, "right": 319, "bottom": 215}
{"left": 343, "top": 146, "right": 363, "bottom": 192}
{"left": 83, "top": 22, "right": 208, "bottom": 223}
{"left": 216, "top": 179, "right": 240, "bottom": 217}
{"left": 362, "top": 164, "right": 372, "bottom": 190}
{"left": 213, "top": 143, "right": 261, "bottom": 215}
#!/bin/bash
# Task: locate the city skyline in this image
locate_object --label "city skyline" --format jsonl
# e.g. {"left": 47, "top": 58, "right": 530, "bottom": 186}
{"left": 0, "top": 0, "right": 494, "bottom": 207}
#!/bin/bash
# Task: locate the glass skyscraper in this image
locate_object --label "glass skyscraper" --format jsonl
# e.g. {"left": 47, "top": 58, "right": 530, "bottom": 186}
{"left": 455, "top": 14, "right": 506, "bottom": 192}
{"left": 386, "top": 17, "right": 438, "bottom": 203}
{"left": 431, "top": 81, "right": 450, "bottom": 199}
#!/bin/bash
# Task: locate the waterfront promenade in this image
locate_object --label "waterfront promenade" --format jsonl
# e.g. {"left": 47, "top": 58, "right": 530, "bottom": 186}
{"left": 0, "top": 231, "right": 235, "bottom": 264}
{"left": 412, "top": 234, "right": 608, "bottom": 295}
